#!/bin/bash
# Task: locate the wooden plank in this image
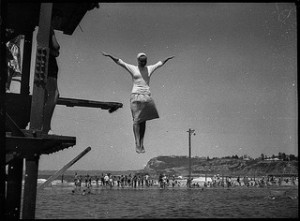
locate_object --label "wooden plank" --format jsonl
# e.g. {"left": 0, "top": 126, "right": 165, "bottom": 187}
{"left": 56, "top": 97, "right": 123, "bottom": 112}
{"left": 38, "top": 146, "right": 91, "bottom": 189}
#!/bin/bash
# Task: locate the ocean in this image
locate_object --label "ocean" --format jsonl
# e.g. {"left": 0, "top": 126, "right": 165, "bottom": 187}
{"left": 34, "top": 185, "right": 298, "bottom": 219}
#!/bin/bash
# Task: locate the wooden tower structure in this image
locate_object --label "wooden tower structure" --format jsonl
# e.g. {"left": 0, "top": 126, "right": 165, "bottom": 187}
{"left": 2, "top": 2, "right": 123, "bottom": 219}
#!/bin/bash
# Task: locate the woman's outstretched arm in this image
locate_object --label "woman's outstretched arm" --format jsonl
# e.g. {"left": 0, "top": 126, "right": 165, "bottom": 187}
{"left": 161, "top": 56, "right": 175, "bottom": 65}
{"left": 102, "top": 51, "right": 120, "bottom": 63}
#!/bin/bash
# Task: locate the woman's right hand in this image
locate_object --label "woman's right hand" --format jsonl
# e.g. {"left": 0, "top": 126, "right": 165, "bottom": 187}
{"left": 102, "top": 51, "right": 109, "bottom": 56}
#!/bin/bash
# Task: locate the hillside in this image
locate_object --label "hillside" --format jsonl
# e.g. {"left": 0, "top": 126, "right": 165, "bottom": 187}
{"left": 143, "top": 156, "right": 298, "bottom": 177}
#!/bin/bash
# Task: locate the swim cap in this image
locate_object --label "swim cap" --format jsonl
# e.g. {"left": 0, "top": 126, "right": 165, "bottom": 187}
{"left": 137, "top": 52, "right": 147, "bottom": 59}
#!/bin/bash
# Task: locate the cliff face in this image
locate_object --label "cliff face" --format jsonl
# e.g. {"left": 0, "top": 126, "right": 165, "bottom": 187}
{"left": 144, "top": 156, "right": 298, "bottom": 176}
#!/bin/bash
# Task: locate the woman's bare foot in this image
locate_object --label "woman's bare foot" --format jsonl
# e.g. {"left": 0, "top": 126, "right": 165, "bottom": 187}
{"left": 136, "top": 145, "right": 142, "bottom": 154}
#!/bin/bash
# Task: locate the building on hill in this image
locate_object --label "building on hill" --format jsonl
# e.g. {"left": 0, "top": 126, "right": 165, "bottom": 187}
{"left": 265, "top": 157, "right": 281, "bottom": 161}
{"left": 194, "top": 156, "right": 206, "bottom": 160}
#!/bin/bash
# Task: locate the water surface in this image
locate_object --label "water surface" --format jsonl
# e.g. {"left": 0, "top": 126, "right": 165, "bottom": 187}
{"left": 35, "top": 186, "right": 298, "bottom": 219}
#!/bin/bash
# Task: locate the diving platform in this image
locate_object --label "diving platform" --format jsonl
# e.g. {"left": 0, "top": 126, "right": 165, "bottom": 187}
{"left": 6, "top": 132, "right": 76, "bottom": 157}
{"left": 3, "top": 2, "right": 122, "bottom": 219}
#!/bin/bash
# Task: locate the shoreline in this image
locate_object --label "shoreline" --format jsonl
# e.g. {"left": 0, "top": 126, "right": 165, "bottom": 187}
{"left": 36, "top": 178, "right": 298, "bottom": 189}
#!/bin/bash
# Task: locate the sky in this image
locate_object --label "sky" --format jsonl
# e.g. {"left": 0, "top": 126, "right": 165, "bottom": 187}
{"left": 33, "top": 3, "right": 297, "bottom": 171}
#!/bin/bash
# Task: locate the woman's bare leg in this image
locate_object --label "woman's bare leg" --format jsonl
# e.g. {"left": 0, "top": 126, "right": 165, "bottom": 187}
{"left": 140, "top": 121, "right": 146, "bottom": 153}
{"left": 133, "top": 123, "right": 141, "bottom": 153}
{"left": 133, "top": 121, "right": 146, "bottom": 153}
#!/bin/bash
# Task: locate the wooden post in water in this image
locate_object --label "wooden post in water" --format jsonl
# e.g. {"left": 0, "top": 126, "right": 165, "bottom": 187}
{"left": 6, "top": 159, "right": 24, "bottom": 219}
{"left": 23, "top": 155, "right": 40, "bottom": 219}
{"left": 38, "top": 146, "right": 91, "bottom": 189}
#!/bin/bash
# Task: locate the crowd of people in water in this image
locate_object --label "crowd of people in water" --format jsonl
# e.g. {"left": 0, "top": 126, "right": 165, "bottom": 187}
{"left": 71, "top": 172, "right": 298, "bottom": 193}
{"left": 201, "top": 174, "right": 298, "bottom": 188}
{"left": 73, "top": 173, "right": 157, "bottom": 190}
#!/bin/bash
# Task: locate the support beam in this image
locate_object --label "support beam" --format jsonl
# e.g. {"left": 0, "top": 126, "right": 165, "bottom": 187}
{"left": 21, "top": 32, "right": 33, "bottom": 96}
{"left": 29, "top": 3, "right": 52, "bottom": 131}
{"left": 22, "top": 3, "right": 53, "bottom": 219}
{"left": 5, "top": 158, "right": 24, "bottom": 219}
{"left": 0, "top": 5, "right": 6, "bottom": 213}
{"left": 22, "top": 155, "right": 39, "bottom": 219}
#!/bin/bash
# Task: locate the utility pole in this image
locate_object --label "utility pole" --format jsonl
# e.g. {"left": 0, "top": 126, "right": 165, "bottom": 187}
{"left": 187, "top": 128, "right": 195, "bottom": 188}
